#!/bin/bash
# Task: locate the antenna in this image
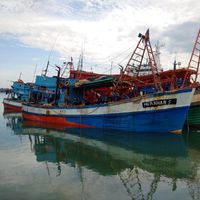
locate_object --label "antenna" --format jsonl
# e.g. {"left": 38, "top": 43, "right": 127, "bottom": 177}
{"left": 61, "top": 57, "right": 74, "bottom": 77}
{"left": 77, "top": 51, "right": 84, "bottom": 71}
{"left": 43, "top": 60, "right": 49, "bottom": 76}
{"left": 42, "top": 33, "right": 60, "bottom": 76}
{"left": 77, "top": 51, "right": 84, "bottom": 79}
{"left": 77, "top": 38, "right": 86, "bottom": 71}
{"left": 18, "top": 72, "right": 22, "bottom": 81}
{"left": 110, "top": 61, "right": 113, "bottom": 75}
{"left": 32, "top": 64, "right": 37, "bottom": 83}
{"left": 173, "top": 60, "right": 177, "bottom": 70}
{"left": 154, "top": 41, "right": 164, "bottom": 72}
{"left": 173, "top": 51, "right": 177, "bottom": 70}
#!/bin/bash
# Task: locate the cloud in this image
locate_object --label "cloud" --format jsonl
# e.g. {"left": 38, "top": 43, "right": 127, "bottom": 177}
{"left": 0, "top": 0, "right": 199, "bottom": 80}
{"left": 160, "top": 21, "right": 200, "bottom": 53}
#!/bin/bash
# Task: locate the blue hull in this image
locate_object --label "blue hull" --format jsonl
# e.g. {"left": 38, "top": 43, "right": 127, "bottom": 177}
{"left": 65, "top": 106, "right": 190, "bottom": 133}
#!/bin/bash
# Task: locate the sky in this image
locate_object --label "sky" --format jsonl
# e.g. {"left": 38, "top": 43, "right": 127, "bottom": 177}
{"left": 0, "top": 0, "right": 199, "bottom": 88}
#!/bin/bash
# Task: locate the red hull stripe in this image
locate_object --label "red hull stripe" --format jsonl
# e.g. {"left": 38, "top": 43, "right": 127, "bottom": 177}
{"left": 22, "top": 112, "right": 94, "bottom": 128}
{"left": 3, "top": 102, "right": 22, "bottom": 112}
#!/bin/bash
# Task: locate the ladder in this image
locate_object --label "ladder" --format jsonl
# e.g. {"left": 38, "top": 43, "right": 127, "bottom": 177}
{"left": 119, "top": 168, "right": 145, "bottom": 200}
{"left": 182, "top": 29, "right": 200, "bottom": 87}
{"left": 124, "top": 29, "right": 162, "bottom": 91}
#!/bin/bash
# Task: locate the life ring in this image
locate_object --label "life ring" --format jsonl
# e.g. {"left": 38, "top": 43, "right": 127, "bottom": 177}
{"left": 59, "top": 81, "right": 69, "bottom": 88}
{"left": 65, "top": 80, "right": 69, "bottom": 86}
{"left": 59, "top": 82, "right": 65, "bottom": 88}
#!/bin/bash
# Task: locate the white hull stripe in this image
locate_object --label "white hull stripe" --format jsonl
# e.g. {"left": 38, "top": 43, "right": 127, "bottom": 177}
{"left": 22, "top": 89, "right": 195, "bottom": 116}
{"left": 3, "top": 99, "right": 22, "bottom": 107}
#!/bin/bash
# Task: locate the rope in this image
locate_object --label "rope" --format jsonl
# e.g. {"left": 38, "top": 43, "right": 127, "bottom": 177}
{"left": 50, "top": 104, "right": 101, "bottom": 116}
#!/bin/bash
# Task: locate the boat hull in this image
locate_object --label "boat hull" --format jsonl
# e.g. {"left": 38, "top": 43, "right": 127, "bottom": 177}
{"left": 187, "top": 91, "right": 200, "bottom": 126}
{"left": 187, "top": 105, "right": 200, "bottom": 126}
{"left": 22, "top": 88, "right": 194, "bottom": 133}
{"left": 3, "top": 99, "right": 22, "bottom": 112}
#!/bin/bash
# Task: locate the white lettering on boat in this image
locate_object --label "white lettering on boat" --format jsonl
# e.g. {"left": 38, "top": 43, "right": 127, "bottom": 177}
{"left": 142, "top": 98, "right": 177, "bottom": 108}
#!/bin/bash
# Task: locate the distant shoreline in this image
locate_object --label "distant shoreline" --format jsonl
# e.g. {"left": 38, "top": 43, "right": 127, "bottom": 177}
{"left": 0, "top": 88, "right": 12, "bottom": 93}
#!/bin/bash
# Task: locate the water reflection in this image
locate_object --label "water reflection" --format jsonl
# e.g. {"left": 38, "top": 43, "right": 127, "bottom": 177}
{"left": 3, "top": 112, "right": 22, "bottom": 134}
{"left": 182, "top": 129, "right": 200, "bottom": 200}
{"left": 3, "top": 111, "right": 200, "bottom": 200}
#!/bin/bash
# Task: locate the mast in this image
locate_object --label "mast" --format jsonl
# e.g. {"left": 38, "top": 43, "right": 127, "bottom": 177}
{"left": 154, "top": 41, "right": 164, "bottom": 72}
{"left": 61, "top": 57, "right": 74, "bottom": 77}
{"left": 43, "top": 60, "right": 49, "bottom": 77}
{"left": 54, "top": 66, "right": 61, "bottom": 105}
{"left": 77, "top": 52, "right": 83, "bottom": 71}
{"left": 77, "top": 52, "right": 84, "bottom": 79}
{"left": 32, "top": 64, "right": 37, "bottom": 83}
{"left": 18, "top": 72, "right": 22, "bottom": 81}
{"left": 173, "top": 60, "right": 177, "bottom": 70}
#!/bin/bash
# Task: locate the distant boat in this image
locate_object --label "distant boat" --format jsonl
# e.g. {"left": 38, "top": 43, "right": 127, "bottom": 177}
{"left": 3, "top": 74, "right": 58, "bottom": 112}
{"left": 3, "top": 99, "right": 22, "bottom": 112}
{"left": 3, "top": 79, "right": 32, "bottom": 112}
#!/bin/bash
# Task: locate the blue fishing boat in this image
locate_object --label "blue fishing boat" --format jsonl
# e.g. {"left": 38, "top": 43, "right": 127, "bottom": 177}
{"left": 3, "top": 73, "right": 64, "bottom": 111}
{"left": 22, "top": 29, "right": 198, "bottom": 133}
{"left": 3, "top": 79, "right": 32, "bottom": 111}
{"left": 2, "top": 59, "right": 75, "bottom": 111}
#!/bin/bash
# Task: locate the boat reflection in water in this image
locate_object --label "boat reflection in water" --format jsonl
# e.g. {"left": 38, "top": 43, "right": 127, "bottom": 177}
{"left": 3, "top": 111, "right": 22, "bottom": 135}
{"left": 3, "top": 112, "right": 200, "bottom": 200}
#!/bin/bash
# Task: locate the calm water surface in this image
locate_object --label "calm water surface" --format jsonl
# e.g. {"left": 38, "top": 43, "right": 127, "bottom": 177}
{"left": 0, "top": 93, "right": 200, "bottom": 200}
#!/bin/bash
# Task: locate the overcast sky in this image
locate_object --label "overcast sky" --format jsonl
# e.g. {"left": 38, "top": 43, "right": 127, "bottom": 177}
{"left": 0, "top": 0, "right": 199, "bottom": 87}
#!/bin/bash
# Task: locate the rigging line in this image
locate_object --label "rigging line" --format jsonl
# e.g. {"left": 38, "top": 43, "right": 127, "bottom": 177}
{"left": 81, "top": 44, "right": 135, "bottom": 66}
{"left": 77, "top": 44, "right": 134, "bottom": 68}
{"left": 42, "top": 33, "right": 61, "bottom": 74}
{"left": 48, "top": 33, "right": 61, "bottom": 61}
{"left": 103, "top": 44, "right": 137, "bottom": 62}
{"left": 46, "top": 64, "right": 59, "bottom": 69}
{"left": 106, "top": 51, "right": 133, "bottom": 72}
{"left": 82, "top": 64, "right": 116, "bottom": 75}
{"left": 83, "top": 63, "right": 119, "bottom": 75}
{"left": 83, "top": 38, "right": 159, "bottom": 72}
{"left": 115, "top": 51, "right": 133, "bottom": 65}
{"left": 84, "top": 106, "right": 100, "bottom": 115}
{"left": 89, "top": 53, "right": 132, "bottom": 72}
{"left": 73, "top": 48, "right": 133, "bottom": 75}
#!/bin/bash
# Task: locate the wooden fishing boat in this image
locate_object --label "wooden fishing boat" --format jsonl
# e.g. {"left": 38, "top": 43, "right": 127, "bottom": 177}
{"left": 22, "top": 88, "right": 194, "bottom": 133}
{"left": 22, "top": 29, "right": 199, "bottom": 133}
{"left": 3, "top": 79, "right": 32, "bottom": 112}
{"left": 3, "top": 98, "right": 22, "bottom": 112}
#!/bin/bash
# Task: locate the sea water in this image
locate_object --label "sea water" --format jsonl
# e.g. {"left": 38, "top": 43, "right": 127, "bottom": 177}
{"left": 0, "top": 93, "right": 200, "bottom": 200}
